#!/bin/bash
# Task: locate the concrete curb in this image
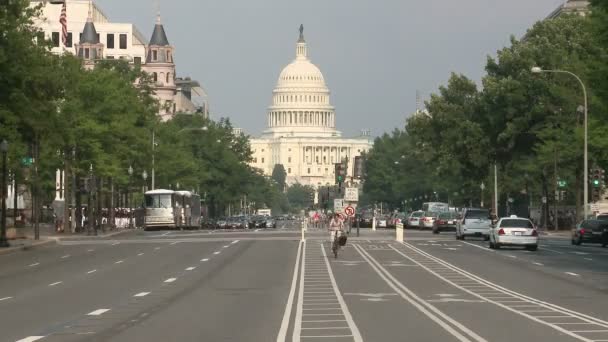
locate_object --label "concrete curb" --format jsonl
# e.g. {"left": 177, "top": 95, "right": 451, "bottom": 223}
{"left": 24, "top": 229, "right": 134, "bottom": 241}
{"left": 0, "top": 238, "right": 57, "bottom": 255}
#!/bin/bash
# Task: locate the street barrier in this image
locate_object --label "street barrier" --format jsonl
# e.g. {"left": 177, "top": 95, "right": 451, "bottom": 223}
{"left": 301, "top": 219, "right": 307, "bottom": 241}
{"left": 396, "top": 223, "right": 404, "bottom": 242}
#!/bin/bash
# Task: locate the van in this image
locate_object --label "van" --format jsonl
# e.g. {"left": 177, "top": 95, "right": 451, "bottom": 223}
{"left": 456, "top": 208, "right": 491, "bottom": 240}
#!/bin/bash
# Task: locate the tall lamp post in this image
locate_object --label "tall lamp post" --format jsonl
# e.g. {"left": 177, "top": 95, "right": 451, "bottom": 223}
{"left": 1, "top": 140, "right": 9, "bottom": 247}
{"left": 142, "top": 170, "right": 148, "bottom": 194}
{"left": 531, "top": 67, "right": 588, "bottom": 219}
{"left": 128, "top": 165, "right": 133, "bottom": 228}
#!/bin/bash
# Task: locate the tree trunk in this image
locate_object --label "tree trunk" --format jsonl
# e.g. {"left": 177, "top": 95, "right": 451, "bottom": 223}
{"left": 109, "top": 178, "right": 115, "bottom": 230}
{"left": 75, "top": 174, "right": 82, "bottom": 232}
{"left": 63, "top": 148, "right": 71, "bottom": 232}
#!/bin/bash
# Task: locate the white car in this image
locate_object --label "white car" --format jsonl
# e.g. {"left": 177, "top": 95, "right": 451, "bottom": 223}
{"left": 456, "top": 208, "right": 492, "bottom": 240}
{"left": 489, "top": 215, "right": 538, "bottom": 251}
{"left": 407, "top": 211, "right": 424, "bottom": 228}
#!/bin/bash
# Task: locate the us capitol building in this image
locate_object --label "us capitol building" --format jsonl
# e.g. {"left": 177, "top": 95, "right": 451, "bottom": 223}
{"left": 249, "top": 26, "right": 373, "bottom": 188}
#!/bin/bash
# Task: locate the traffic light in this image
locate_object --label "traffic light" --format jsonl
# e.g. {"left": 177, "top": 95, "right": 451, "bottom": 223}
{"left": 353, "top": 156, "right": 364, "bottom": 179}
{"left": 592, "top": 168, "right": 601, "bottom": 187}
{"left": 335, "top": 163, "right": 345, "bottom": 184}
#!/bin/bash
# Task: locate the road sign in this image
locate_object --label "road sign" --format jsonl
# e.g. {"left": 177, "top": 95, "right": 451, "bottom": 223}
{"left": 344, "top": 187, "right": 359, "bottom": 202}
{"left": 345, "top": 205, "right": 355, "bottom": 217}
{"left": 334, "top": 199, "right": 344, "bottom": 213}
{"left": 591, "top": 204, "right": 600, "bottom": 212}
{"left": 21, "top": 157, "right": 33, "bottom": 166}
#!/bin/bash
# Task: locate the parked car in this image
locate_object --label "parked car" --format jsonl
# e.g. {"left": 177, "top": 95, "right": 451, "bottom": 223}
{"left": 572, "top": 219, "right": 608, "bottom": 247}
{"left": 360, "top": 212, "right": 374, "bottom": 227}
{"left": 456, "top": 208, "right": 491, "bottom": 240}
{"left": 250, "top": 215, "right": 267, "bottom": 228}
{"left": 377, "top": 216, "right": 388, "bottom": 228}
{"left": 432, "top": 211, "right": 458, "bottom": 234}
{"left": 406, "top": 211, "right": 424, "bottom": 229}
{"left": 216, "top": 218, "right": 228, "bottom": 229}
{"left": 389, "top": 212, "right": 407, "bottom": 228}
{"left": 489, "top": 215, "right": 538, "bottom": 250}
{"left": 265, "top": 217, "right": 276, "bottom": 228}
{"left": 419, "top": 211, "right": 438, "bottom": 230}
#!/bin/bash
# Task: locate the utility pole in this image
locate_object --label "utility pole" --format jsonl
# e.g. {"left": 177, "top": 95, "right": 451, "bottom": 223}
{"left": 554, "top": 147, "right": 558, "bottom": 231}
{"left": 494, "top": 163, "right": 498, "bottom": 216}
{"left": 151, "top": 130, "right": 156, "bottom": 190}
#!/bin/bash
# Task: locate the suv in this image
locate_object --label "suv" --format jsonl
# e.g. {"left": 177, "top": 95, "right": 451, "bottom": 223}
{"left": 572, "top": 219, "right": 608, "bottom": 247}
{"left": 456, "top": 208, "right": 491, "bottom": 240}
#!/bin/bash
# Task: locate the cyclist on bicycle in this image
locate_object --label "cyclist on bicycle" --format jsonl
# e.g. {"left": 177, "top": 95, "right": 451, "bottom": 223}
{"left": 329, "top": 213, "right": 344, "bottom": 245}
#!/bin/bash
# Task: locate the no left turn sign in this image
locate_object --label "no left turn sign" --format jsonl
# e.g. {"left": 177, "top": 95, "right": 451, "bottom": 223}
{"left": 345, "top": 206, "right": 355, "bottom": 217}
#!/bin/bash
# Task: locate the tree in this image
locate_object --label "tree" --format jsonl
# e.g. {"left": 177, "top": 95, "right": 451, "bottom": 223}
{"left": 272, "top": 164, "right": 287, "bottom": 192}
{"left": 286, "top": 184, "right": 315, "bottom": 212}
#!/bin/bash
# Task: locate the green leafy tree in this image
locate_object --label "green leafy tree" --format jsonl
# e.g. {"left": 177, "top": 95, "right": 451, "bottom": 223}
{"left": 286, "top": 184, "right": 315, "bottom": 212}
{"left": 272, "top": 164, "right": 287, "bottom": 191}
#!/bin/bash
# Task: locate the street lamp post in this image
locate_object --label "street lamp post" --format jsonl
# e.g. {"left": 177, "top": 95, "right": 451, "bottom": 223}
{"left": 152, "top": 130, "right": 155, "bottom": 191}
{"left": 142, "top": 170, "right": 148, "bottom": 194}
{"left": 1, "top": 140, "right": 10, "bottom": 247}
{"left": 531, "top": 67, "right": 588, "bottom": 219}
{"left": 128, "top": 165, "right": 133, "bottom": 228}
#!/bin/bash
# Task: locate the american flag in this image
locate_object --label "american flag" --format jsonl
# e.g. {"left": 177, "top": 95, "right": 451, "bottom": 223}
{"left": 59, "top": 1, "right": 67, "bottom": 46}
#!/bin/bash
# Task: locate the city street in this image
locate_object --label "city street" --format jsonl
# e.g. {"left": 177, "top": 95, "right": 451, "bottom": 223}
{"left": 1, "top": 225, "right": 607, "bottom": 341}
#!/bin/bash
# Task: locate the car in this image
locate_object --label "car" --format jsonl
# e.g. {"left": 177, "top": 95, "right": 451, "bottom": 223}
{"left": 265, "top": 217, "right": 276, "bottom": 228}
{"left": 359, "top": 212, "right": 374, "bottom": 227}
{"left": 376, "top": 215, "right": 388, "bottom": 228}
{"left": 596, "top": 213, "right": 608, "bottom": 221}
{"left": 406, "top": 211, "right": 424, "bottom": 229}
{"left": 250, "top": 215, "right": 267, "bottom": 228}
{"left": 456, "top": 208, "right": 492, "bottom": 240}
{"left": 419, "top": 211, "right": 438, "bottom": 230}
{"left": 572, "top": 219, "right": 608, "bottom": 247}
{"left": 390, "top": 212, "right": 407, "bottom": 227}
{"left": 432, "top": 211, "right": 458, "bottom": 234}
{"left": 489, "top": 215, "right": 538, "bottom": 250}
{"left": 216, "top": 218, "right": 228, "bottom": 229}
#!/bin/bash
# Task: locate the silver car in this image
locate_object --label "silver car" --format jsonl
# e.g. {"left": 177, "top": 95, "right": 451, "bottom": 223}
{"left": 407, "top": 211, "right": 424, "bottom": 228}
{"left": 456, "top": 208, "right": 491, "bottom": 240}
{"left": 489, "top": 215, "right": 538, "bottom": 250}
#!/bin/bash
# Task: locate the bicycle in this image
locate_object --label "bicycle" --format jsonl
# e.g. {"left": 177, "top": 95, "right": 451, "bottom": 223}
{"left": 331, "top": 230, "right": 342, "bottom": 259}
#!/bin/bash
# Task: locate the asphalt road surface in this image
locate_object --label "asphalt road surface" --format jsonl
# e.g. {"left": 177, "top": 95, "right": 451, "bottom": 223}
{"left": 1, "top": 225, "right": 608, "bottom": 341}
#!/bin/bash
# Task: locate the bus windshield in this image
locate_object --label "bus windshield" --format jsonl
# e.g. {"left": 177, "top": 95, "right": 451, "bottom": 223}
{"left": 145, "top": 194, "right": 172, "bottom": 209}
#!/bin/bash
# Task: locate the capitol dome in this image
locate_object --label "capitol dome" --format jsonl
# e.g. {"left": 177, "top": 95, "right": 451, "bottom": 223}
{"left": 264, "top": 25, "right": 339, "bottom": 138}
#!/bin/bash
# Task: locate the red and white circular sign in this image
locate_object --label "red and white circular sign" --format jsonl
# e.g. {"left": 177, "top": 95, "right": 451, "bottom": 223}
{"left": 344, "top": 206, "right": 355, "bottom": 217}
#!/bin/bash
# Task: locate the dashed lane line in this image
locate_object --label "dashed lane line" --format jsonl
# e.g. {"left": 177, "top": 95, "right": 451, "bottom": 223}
{"left": 137, "top": 253, "right": 144, "bottom": 256}
{"left": 86, "top": 269, "right": 97, "bottom": 274}
{"left": 115, "top": 260, "right": 124, "bottom": 264}
{"left": 15, "top": 336, "right": 45, "bottom": 342}
{"left": 28, "top": 263, "right": 40, "bottom": 267}
{"left": 565, "top": 272, "right": 580, "bottom": 277}
{"left": 185, "top": 267, "right": 196, "bottom": 271}
{"left": 164, "top": 278, "right": 177, "bottom": 283}
{"left": 134, "top": 292, "right": 150, "bottom": 297}
{"left": 87, "top": 309, "right": 110, "bottom": 316}
{"left": 48, "top": 282, "right": 63, "bottom": 287}
{"left": 201, "top": 258, "right": 209, "bottom": 262}
{"left": 61, "top": 255, "right": 70, "bottom": 259}
{"left": 0, "top": 296, "right": 13, "bottom": 301}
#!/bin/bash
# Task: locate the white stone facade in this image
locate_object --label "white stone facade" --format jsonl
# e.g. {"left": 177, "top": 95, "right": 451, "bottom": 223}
{"left": 249, "top": 27, "right": 373, "bottom": 188}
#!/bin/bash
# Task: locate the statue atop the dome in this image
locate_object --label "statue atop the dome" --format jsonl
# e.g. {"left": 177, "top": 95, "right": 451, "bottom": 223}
{"left": 298, "top": 24, "right": 305, "bottom": 42}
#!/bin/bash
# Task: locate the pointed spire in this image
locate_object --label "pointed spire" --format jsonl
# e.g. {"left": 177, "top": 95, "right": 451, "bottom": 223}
{"left": 149, "top": 10, "right": 170, "bottom": 46}
{"left": 80, "top": 0, "right": 98, "bottom": 44}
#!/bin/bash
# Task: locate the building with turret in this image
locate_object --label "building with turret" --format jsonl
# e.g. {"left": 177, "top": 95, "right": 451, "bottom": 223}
{"left": 31, "top": 0, "right": 209, "bottom": 120}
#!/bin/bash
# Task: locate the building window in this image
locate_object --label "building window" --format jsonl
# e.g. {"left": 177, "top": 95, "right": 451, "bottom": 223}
{"left": 261, "top": 149, "right": 265, "bottom": 152}
{"left": 153, "top": 72, "right": 157, "bottom": 82}
{"left": 167, "top": 51, "right": 171, "bottom": 62}
{"left": 173, "top": 102, "right": 176, "bottom": 113}
{"left": 107, "top": 56, "right": 115, "bottom": 59}
{"left": 51, "top": 32, "right": 60, "bottom": 47}
{"left": 325, "top": 168, "right": 328, "bottom": 174}
{"left": 166, "top": 73, "right": 170, "bottom": 83}
{"left": 119, "top": 34, "right": 127, "bottom": 49}
{"left": 316, "top": 156, "right": 319, "bottom": 164}
{"left": 262, "top": 158, "right": 265, "bottom": 163}
{"left": 134, "top": 57, "right": 141, "bottom": 65}
{"left": 65, "top": 32, "right": 73, "bottom": 47}
{"left": 288, "top": 157, "right": 291, "bottom": 163}
{"left": 96, "top": 33, "right": 100, "bottom": 43}
{"left": 106, "top": 34, "right": 114, "bottom": 49}
{"left": 307, "top": 168, "right": 311, "bottom": 174}
{"left": 288, "top": 168, "right": 291, "bottom": 174}
{"left": 323, "top": 156, "right": 327, "bottom": 163}
{"left": 254, "top": 158, "right": 257, "bottom": 163}
{"left": 152, "top": 50, "right": 158, "bottom": 61}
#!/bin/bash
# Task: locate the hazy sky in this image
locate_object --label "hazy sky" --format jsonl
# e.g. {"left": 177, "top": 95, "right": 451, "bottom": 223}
{"left": 96, "top": 0, "right": 564, "bottom": 137}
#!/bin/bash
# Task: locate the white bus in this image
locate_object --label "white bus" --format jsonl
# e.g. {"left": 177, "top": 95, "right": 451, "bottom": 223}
{"left": 422, "top": 202, "right": 449, "bottom": 213}
{"left": 143, "top": 189, "right": 201, "bottom": 230}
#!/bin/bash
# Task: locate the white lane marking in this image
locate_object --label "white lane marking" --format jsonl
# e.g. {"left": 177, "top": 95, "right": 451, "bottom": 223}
{"left": 533, "top": 262, "right": 544, "bottom": 266}
{"left": 223, "top": 245, "right": 229, "bottom": 248}
{"left": 292, "top": 241, "right": 307, "bottom": 342}
{"left": 154, "top": 247, "right": 161, "bottom": 250}
{"left": 29, "top": 263, "right": 40, "bottom": 267}
{"left": 565, "top": 272, "right": 580, "bottom": 277}
{"left": 87, "top": 269, "right": 97, "bottom": 274}
{"left": 15, "top": 336, "right": 45, "bottom": 342}
{"left": 137, "top": 253, "right": 144, "bottom": 256}
{"left": 161, "top": 232, "right": 170, "bottom": 236}
{"left": 397, "top": 243, "right": 608, "bottom": 340}
{"left": 164, "top": 278, "right": 177, "bottom": 283}
{"left": 61, "top": 255, "right": 70, "bottom": 259}
{"left": 213, "top": 251, "right": 220, "bottom": 255}
{"left": 170, "top": 242, "right": 179, "bottom": 245}
{"left": 185, "top": 267, "right": 196, "bottom": 271}
{"left": 584, "top": 258, "right": 593, "bottom": 261}
{"left": 111, "top": 242, "right": 120, "bottom": 246}
{"left": 319, "top": 244, "right": 364, "bottom": 341}
{"left": 506, "top": 255, "right": 517, "bottom": 259}
{"left": 201, "top": 258, "right": 209, "bottom": 262}
{"left": 134, "top": 292, "right": 150, "bottom": 297}
{"left": 87, "top": 249, "right": 94, "bottom": 252}
{"left": 541, "top": 247, "right": 564, "bottom": 254}
{"left": 49, "top": 281, "right": 63, "bottom": 286}
{"left": 462, "top": 241, "right": 494, "bottom": 252}
{"left": 0, "top": 296, "right": 13, "bottom": 301}
{"left": 355, "top": 244, "right": 485, "bottom": 342}
{"left": 572, "top": 252, "right": 589, "bottom": 255}
{"left": 87, "top": 309, "right": 110, "bottom": 316}
{"left": 115, "top": 260, "right": 124, "bottom": 264}
{"left": 232, "top": 240, "right": 239, "bottom": 244}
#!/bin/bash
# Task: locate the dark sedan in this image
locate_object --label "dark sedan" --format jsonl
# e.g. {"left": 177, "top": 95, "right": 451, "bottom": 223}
{"left": 432, "top": 212, "right": 458, "bottom": 234}
{"left": 572, "top": 219, "right": 608, "bottom": 247}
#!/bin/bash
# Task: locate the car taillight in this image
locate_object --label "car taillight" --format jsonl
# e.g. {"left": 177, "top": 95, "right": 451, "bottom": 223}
{"left": 580, "top": 229, "right": 586, "bottom": 235}
{"left": 531, "top": 230, "right": 538, "bottom": 237}
{"left": 498, "top": 228, "right": 505, "bottom": 235}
